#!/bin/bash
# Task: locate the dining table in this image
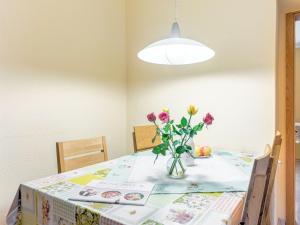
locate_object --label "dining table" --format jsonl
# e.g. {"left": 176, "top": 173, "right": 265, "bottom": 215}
{"left": 6, "top": 149, "right": 254, "bottom": 225}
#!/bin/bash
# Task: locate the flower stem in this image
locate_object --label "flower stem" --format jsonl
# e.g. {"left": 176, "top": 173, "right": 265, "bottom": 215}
{"left": 178, "top": 158, "right": 185, "bottom": 172}
{"left": 169, "top": 157, "right": 178, "bottom": 175}
{"left": 181, "top": 115, "right": 192, "bottom": 146}
{"left": 174, "top": 162, "right": 178, "bottom": 175}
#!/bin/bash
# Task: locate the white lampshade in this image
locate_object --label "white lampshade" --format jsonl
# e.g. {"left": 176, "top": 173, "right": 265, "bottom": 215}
{"left": 137, "top": 22, "right": 215, "bottom": 65}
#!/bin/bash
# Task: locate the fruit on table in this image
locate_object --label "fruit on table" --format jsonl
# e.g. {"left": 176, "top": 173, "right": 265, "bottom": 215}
{"left": 195, "top": 146, "right": 212, "bottom": 157}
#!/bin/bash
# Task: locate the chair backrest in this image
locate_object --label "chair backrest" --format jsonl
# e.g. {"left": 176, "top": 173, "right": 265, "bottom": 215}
{"left": 241, "top": 145, "right": 272, "bottom": 225}
{"left": 241, "top": 132, "right": 282, "bottom": 225}
{"left": 56, "top": 136, "right": 108, "bottom": 173}
{"left": 133, "top": 125, "right": 161, "bottom": 152}
{"left": 260, "top": 132, "right": 282, "bottom": 225}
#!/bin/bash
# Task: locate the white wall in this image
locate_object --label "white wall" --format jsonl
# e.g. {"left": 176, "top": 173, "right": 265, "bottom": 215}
{"left": 126, "top": 0, "right": 276, "bottom": 154}
{"left": 0, "top": 0, "right": 127, "bottom": 223}
{"left": 0, "top": 0, "right": 280, "bottom": 223}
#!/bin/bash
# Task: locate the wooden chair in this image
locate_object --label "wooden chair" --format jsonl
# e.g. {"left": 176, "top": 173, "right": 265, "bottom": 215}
{"left": 132, "top": 125, "right": 161, "bottom": 152}
{"left": 260, "top": 132, "right": 282, "bottom": 225}
{"left": 241, "top": 132, "right": 282, "bottom": 225}
{"left": 56, "top": 136, "right": 108, "bottom": 173}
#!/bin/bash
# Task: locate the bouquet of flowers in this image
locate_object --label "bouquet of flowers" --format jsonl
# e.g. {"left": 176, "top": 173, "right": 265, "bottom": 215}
{"left": 147, "top": 105, "right": 214, "bottom": 178}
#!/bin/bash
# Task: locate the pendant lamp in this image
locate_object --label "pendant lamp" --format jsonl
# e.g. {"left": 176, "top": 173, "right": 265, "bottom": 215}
{"left": 137, "top": 0, "right": 215, "bottom": 65}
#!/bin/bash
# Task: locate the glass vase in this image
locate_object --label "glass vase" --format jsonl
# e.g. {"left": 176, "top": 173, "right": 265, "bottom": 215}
{"left": 166, "top": 156, "right": 186, "bottom": 179}
{"left": 181, "top": 151, "right": 195, "bottom": 166}
{"left": 180, "top": 139, "right": 195, "bottom": 166}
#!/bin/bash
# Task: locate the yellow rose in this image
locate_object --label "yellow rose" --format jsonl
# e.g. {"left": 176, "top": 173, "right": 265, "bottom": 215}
{"left": 162, "top": 107, "right": 169, "bottom": 113}
{"left": 187, "top": 105, "right": 198, "bottom": 115}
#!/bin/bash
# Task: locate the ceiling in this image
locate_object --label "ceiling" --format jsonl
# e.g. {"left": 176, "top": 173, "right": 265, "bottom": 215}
{"left": 297, "top": 21, "right": 300, "bottom": 48}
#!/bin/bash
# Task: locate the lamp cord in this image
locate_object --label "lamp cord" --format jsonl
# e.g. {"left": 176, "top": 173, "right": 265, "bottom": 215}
{"left": 174, "top": 0, "right": 178, "bottom": 22}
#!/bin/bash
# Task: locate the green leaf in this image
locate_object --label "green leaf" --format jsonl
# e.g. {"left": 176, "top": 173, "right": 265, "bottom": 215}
{"left": 161, "top": 147, "right": 167, "bottom": 156}
{"left": 181, "top": 117, "right": 188, "bottom": 127}
{"left": 172, "top": 125, "right": 182, "bottom": 135}
{"left": 176, "top": 124, "right": 183, "bottom": 129}
{"left": 163, "top": 123, "right": 171, "bottom": 132}
{"left": 176, "top": 146, "right": 186, "bottom": 154}
{"left": 189, "top": 130, "right": 196, "bottom": 137}
{"left": 192, "top": 124, "right": 200, "bottom": 132}
{"left": 185, "top": 145, "right": 192, "bottom": 151}
{"left": 161, "top": 142, "right": 169, "bottom": 155}
{"left": 182, "top": 128, "right": 189, "bottom": 135}
{"left": 192, "top": 123, "right": 204, "bottom": 132}
{"left": 152, "top": 145, "right": 161, "bottom": 154}
{"left": 152, "top": 143, "right": 168, "bottom": 155}
{"left": 162, "top": 133, "right": 170, "bottom": 142}
{"left": 173, "top": 140, "right": 181, "bottom": 146}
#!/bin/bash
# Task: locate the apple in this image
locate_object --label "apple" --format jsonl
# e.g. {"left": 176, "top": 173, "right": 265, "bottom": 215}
{"left": 195, "top": 146, "right": 212, "bottom": 157}
{"left": 194, "top": 146, "right": 201, "bottom": 156}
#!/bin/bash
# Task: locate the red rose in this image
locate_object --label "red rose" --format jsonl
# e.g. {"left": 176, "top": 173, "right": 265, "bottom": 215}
{"left": 203, "top": 113, "right": 214, "bottom": 125}
{"left": 147, "top": 112, "right": 156, "bottom": 122}
{"left": 158, "top": 112, "right": 170, "bottom": 123}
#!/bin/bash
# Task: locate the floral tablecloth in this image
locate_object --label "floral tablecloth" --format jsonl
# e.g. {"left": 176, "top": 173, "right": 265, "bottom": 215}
{"left": 6, "top": 150, "right": 254, "bottom": 225}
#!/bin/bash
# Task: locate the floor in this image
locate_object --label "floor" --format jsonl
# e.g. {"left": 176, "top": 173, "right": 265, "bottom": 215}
{"left": 297, "top": 160, "right": 300, "bottom": 225}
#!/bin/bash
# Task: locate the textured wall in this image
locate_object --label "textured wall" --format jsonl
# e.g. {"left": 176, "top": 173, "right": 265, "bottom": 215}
{"left": 126, "top": 0, "right": 276, "bottom": 155}
{"left": 0, "top": 0, "right": 127, "bottom": 223}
